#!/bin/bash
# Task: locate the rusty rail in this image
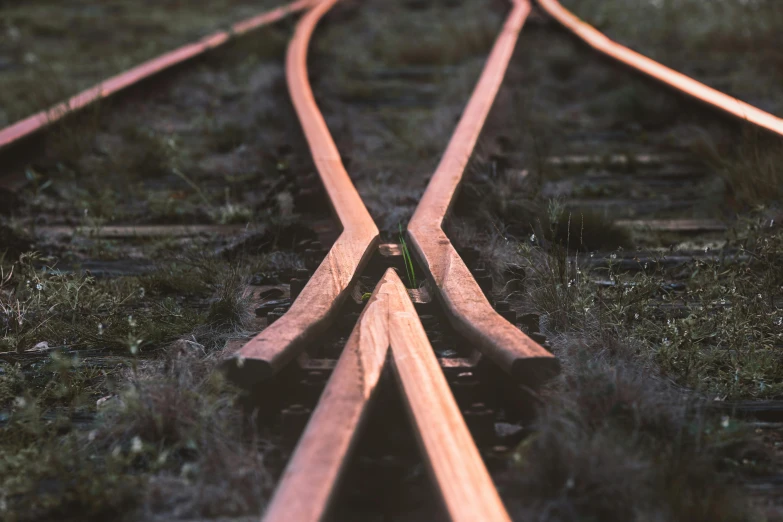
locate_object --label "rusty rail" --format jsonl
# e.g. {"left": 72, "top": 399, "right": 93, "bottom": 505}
{"left": 536, "top": 0, "right": 783, "bottom": 137}
{"left": 8, "top": 0, "right": 779, "bottom": 519}
{"left": 225, "top": 0, "right": 379, "bottom": 388}
{"left": 227, "top": 0, "right": 557, "bottom": 389}
{"left": 408, "top": 0, "right": 558, "bottom": 385}
{"left": 0, "top": 0, "right": 315, "bottom": 151}
{"left": 263, "top": 269, "right": 511, "bottom": 522}
{"left": 249, "top": 0, "right": 548, "bottom": 519}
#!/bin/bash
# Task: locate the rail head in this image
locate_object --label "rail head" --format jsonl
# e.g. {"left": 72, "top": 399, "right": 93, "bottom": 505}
{"left": 263, "top": 268, "right": 512, "bottom": 522}
{"left": 0, "top": 0, "right": 316, "bottom": 152}
{"left": 408, "top": 0, "right": 559, "bottom": 385}
{"left": 223, "top": 0, "right": 379, "bottom": 388}
{"left": 535, "top": 0, "right": 783, "bottom": 137}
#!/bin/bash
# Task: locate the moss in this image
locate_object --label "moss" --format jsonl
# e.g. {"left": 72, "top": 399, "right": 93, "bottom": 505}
{"left": 0, "top": 0, "right": 283, "bottom": 125}
{"left": 561, "top": 0, "right": 783, "bottom": 114}
{"left": 0, "top": 438, "right": 142, "bottom": 522}
{"left": 714, "top": 131, "right": 783, "bottom": 209}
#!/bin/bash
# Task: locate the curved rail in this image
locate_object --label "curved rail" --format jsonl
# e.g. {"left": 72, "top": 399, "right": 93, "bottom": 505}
{"left": 0, "top": 0, "right": 315, "bottom": 151}
{"left": 536, "top": 0, "right": 783, "bottom": 137}
{"left": 263, "top": 269, "right": 511, "bottom": 522}
{"left": 224, "top": 0, "right": 379, "bottom": 387}
{"left": 408, "top": 0, "right": 559, "bottom": 385}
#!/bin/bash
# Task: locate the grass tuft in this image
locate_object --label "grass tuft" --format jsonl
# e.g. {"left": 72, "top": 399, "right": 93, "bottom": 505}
{"left": 398, "top": 223, "right": 417, "bottom": 288}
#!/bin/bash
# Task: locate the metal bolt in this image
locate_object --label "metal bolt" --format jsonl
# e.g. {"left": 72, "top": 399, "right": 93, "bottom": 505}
{"left": 290, "top": 278, "right": 306, "bottom": 300}
{"left": 518, "top": 313, "right": 540, "bottom": 334}
{"left": 267, "top": 307, "right": 287, "bottom": 324}
{"left": 450, "top": 372, "right": 480, "bottom": 404}
{"left": 462, "top": 402, "right": 495, "bottom": 446}
{"left": 472, "top": 268, "right": 493, "bottom": 295}
{"left": 494, "top": 301, "right": 510, "bottom": 312}
{"left": 281, "top": 404, "right": 312, "bottom": 442}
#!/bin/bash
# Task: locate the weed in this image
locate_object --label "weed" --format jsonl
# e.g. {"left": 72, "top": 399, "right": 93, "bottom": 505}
{"left": 398, "top": 224, "right": 417, "bottom": 288}
{"left": 713, "top": 131, "right": 783, "bottom": 209}
{"left": 118, "top": 126, "right": 177, "bottom": 179}
{"left": 502, "top": 339, "right": 759, "bottom": 521}
{"left": 205, "top": 267, "right": 251, "bottom": 332}
{"left": 210, "top": 188, "right": 253, "bottom": 225}
{"left": 207, "top": 122, "right": 248, "bottom": 154}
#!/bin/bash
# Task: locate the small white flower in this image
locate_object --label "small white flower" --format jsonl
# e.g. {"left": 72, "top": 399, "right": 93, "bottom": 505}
{"left": 129, "top": 339, "right": 142, "bottom": 355}
{"left": 634, "top": 313, "right": 639, "bottom": 320}
{"left": 662, "top": 337, "right": 671, "bottom": 346}
{"left": 131, "top": 436, "right": 143, "bottom": 454}
{"left": 127, "top": 315, "right": 137, "bottom": 328}
{"left": 610, "top": 253, "right": 617, "bottom": 259}
{"left": 157, "top": 451, "right": 169, "bottom": 466}
{"left": 721, "top": 416, "right": 730, "bottom": 429}
{"left": 35, "top": 283, "right": 43, "bottom": 291}
{"left": 530, "top": 233, "right": 536, "bottom": 243}
{"left": 97, "top": 323, "right": 104, "bottom": 336}
{"left": 7, "top": 26, "right": 21, "bottom": 42}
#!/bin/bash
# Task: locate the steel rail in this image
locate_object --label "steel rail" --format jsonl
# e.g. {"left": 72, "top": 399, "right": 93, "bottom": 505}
{"left": 0, "top": 0, "right": 316, "bottom": 151}
{"left": 536, "top": 0, "right": 783, "bottom": 137}
{"left": 263, "top": 269, "right": 511, "bottom": 522}
{"left": 408, "top": 0, "right": 559, "bottom": 385}
{"left": 225, "top": 0, "right": 379, "bottom": 387}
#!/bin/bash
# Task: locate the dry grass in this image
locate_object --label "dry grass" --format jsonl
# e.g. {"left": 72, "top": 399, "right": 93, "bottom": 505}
{"left": 501, "top": 334, "right": 761, "bottom": 521}
{"left": 561, "top": 0, "right": 783, "bottom": 114}
{"left": 0, "top": 247, "right": 285, "bottom": 519}
{"left": 485, "top": 222, "right": 780, "bottom": 520}
{"left": 704, "top": 131, "right": 783, "bottom": 209}
{"left": 0, "top": 0, "right": 282, "bottom": 125}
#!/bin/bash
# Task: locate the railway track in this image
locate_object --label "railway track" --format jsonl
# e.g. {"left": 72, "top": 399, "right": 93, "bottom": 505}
{"left": 0, "top": 0, "right": 782, "bottom": 520}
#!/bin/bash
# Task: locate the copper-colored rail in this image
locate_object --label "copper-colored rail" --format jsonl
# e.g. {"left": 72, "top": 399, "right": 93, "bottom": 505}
{"left": 536, "top": 0, "right": 783, "bottom": 137}
{"left": 408, "top": 0, "right": 559, "bottom": 385}
{"left": 226, "top": 0, "right": 558, "bottom": 387}
{"left": 0, "top": 0, "right": 315, "bottom": 151}
{"left": 225, "top": 0, "right": 379, "bottom": 387}
{"left": 263, "top": 269, "right": 511, "bottom": 522}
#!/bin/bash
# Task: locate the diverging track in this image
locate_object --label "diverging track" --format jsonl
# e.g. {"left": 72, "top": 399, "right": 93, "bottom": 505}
{"left": 1, "top": 0, "right": 781, "bottom": 519}
{"left": 231, "top": 1, "right": 552, "bottom": 519}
